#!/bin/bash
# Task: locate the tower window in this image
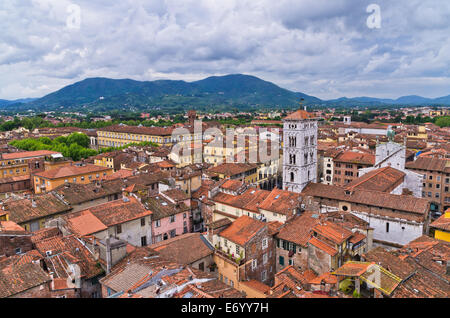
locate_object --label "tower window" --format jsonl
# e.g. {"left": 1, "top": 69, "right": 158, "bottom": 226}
{"left": 290, "top": 172, "right": 295, "bottom": 182}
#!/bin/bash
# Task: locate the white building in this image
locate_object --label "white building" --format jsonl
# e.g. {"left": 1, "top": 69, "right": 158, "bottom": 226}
{"left": 359, "top": 129, "right": 423, "bottom": 198}
{"left": 282, "top": 109, "right": 318, "bottom": 193}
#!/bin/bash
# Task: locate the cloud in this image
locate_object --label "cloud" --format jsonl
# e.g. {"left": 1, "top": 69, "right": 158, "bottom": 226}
{"left": 0, "top": 0, "right": 449, "bottom": 100}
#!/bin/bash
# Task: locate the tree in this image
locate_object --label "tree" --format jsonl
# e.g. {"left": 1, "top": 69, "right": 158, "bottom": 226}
{"left": 435, "top": 116, "right": 450, "bottom": 128}
{"left": 66, "top": 132, "right": 90, "bottom": 148}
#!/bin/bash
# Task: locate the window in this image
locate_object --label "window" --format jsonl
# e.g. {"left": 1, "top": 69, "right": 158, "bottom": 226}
{"left": 15, "top": 248, "right": 22, "bottom": 254}
{"left": 290, "top": 172, "right": 295, "bottom": 182}
{"left": 386, "top": 222, "right": 389, "bottom": 233}
{"left": 170, "top": 215, "right": 176, "bottom": 223}
{"left": 263, "top": 253, "right": 268, "bottom": 265}
{"left": 183, "top": 213, "right": 186, "bottom": 219}
{"left": 141, "top": 218, "right": 146, "bottom": 227}
{"left": 262, "top": 238, "right": 268, "bottom": 249}
{"left": 141, "top": 236, "right": 147, "bottom": 246}
{"left": 116, "top": 224, "right": 122, "bottom": 234}
{"left": 279, "top": 256, "right": 285, "bottom": 266}
{"left": 170, "top": 229, "right": 176, "bottom": 238}
{"left": 261, "top": 270, "right": 267, "bottom": 281}
{"left": 252, "top": 259, "right": 257, "bottom": 270}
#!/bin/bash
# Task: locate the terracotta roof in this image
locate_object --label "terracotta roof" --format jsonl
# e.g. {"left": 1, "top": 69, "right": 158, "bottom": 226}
{"left": 65, "top": 210, "right": 109, "bottom": 236}
{"left": 276, "top": 212, "right": 320, "bottom": 247}
{"left": 52, "top": 182, "right": 121, "bottom": 205}
{"left": 213, "top": 187, "right": 270, "bottom": 213}
{"left": 99, "top": 124, "right": 174, "bottom": 136}
{"left": 208, "top": 163, "right": 258, "bottom": 177}
{"left": 1, "top": 150, "right": 59, "bottom": 160}
{"left": 206, "top": 218, "right": 232, "bottom": 230}
{"left": 258, "top": 188, "right": 302, "bottom": 216}
{"left": 33, "top": 163, "right": 112, "bottom": 179}
{"left": 104, "top": 169, "right": 133, "bottom": 181}
{"left": 334, "top": 151, "right": 375, "bottom": 165}
{"left": 73, "top": 196, "right": 151, "bottom": 228}
{"left": 240, "top": 280, "right": 271, "bottom": 294}
{"left": 345, "top": 166, "right": 405, "bottom": 192}
{"left": 4, "top": 194, "right": 71, "bottom": 224}
{"left": 34, "top": 235, "right": 103, "bottom": 280}
{"left": 0, "top": 221, "right": 26, "bottom": 233}
{"left": 219, "top": 215, "right": 266, "bottom": 246}
{"left": 308, "top": 237, "right": 338, "bottom": 256}
{"left": 406, "top": 156, "right": 450, "bottom": 172}
{"left": 221, "top": 179, "right": 244, "bottom": 192}
{"left": 144, "top": 194, "right": 189, "bottom": 221}
{"left": 363, "top": 247, "right": 415, "bottom": 280}
{"left": 349, "top": 231, "right": 366, "bottom": 244}
{"left": 151, "top": 233, "right": 213, "bottom": 265}
{"left": 302, "top": 183, "right": 430, "bottom": 220}
{"left": 309, "top": 272, "right": 338, "bottom": 285}
{"left": 332, "top": 262, "right": 371, "bottom": 277}
{"left": 312, "top": 222, "right": 353, "bottom": 245}
{"left": 0, "top": 259, "right": 51, "bottom": 298}
{"left": 430, "top": 213, "right": 450, "bottom": 232}
{"left": 31, "top": 227, "right": 62, "bottom": 244}
{"left": 101, "top": 246, "right": 244, "bottom": 298}
{"left": 162, "top": 189, "right": 189, "bottom": 202}
{"left": 284, "top": 110, "right": 315, "bottom": 121}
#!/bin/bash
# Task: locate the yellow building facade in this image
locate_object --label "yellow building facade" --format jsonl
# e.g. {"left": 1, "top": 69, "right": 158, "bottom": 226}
{"left": 32, "top": 164, "right": 113, "bottom": 193}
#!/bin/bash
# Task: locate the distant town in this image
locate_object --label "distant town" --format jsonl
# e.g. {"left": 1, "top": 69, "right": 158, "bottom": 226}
{"left": 0, "top": 104, "right": 449, "bottom": 299}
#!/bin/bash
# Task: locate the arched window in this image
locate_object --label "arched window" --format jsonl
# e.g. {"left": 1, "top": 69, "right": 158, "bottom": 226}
{"left": 290, "top": 172, "right": 295, "bottom": 182}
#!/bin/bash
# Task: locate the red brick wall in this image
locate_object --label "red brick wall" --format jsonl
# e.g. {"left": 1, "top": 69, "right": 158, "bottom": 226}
{"left": 0, "top": 235, "right": 33, "bottom": 257}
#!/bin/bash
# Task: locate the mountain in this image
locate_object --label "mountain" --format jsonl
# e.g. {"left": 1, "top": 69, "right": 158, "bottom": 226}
{"left": 326, "top": 95, "right": 450, "bottom": 107}
{"left": 0, "top": 98, "right": 37, "bottom": 107}
{"left": 1, "top": 74, "right": 322, "bottom": 112}
{"left": 1, "top": 74, "right": 449, "bottom": 112}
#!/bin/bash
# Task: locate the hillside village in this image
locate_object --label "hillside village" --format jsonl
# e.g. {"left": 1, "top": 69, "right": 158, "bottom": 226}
{"left": 0, "top": 108, "right": 449, "bottom": 299}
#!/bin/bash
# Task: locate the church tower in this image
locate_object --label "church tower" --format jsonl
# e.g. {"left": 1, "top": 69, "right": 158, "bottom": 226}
{"left": 282, "top": 105, "right": 318, "bottom": 193}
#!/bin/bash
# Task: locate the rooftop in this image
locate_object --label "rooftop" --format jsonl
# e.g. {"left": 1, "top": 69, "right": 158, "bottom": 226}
{"left": 33, "top": 163, "right": 112, "bottom": 179}
{"left": 219, "top": 215, "right": 266, "bottom": 246}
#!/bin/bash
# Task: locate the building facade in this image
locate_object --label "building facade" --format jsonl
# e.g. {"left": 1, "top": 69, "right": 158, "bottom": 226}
{"left": 282, "top": 109, "right": 318, "bottom": 193}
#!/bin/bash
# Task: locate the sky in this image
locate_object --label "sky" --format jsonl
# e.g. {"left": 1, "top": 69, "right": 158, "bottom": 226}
{"left": 1, "top": 0, "right": 449, "bottom": 101}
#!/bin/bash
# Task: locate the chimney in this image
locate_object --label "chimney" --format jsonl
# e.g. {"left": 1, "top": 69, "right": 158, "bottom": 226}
{"left": 106, "top": 236, "right": 112, "bottom": 274}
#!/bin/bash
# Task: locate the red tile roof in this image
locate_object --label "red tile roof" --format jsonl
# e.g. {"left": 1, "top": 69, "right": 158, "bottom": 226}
{"left": 71, "top": 196, "right": 151, "bottom": 228}
{"left": 65, "top": 210, "right": 109, "bottom": 236}
{"left": 334, "top": 151, "right": 375, "bottom": 165}
{"left": 312, "top": 222, "right": 353, "bottom": 245}
{"left": 302, "top": 183, "right": 430, "bottom": 219}
{"left": 284, "top": 110, "right": 315, "bottom": 121}
{"left": 258, "top": 188, "right": 303, "bottom": 216}
{"left": 276, "top": 212, "right": 320, "bottom": 247}
{"left": 1, "top": 150, "right": 60, "bottom": 160}
{"left": 219, "top": 215, "right": 266, "bottom": 246}
{"left": 308, "top": 237, "right": 338, "bottom": 256}
{"left": 33, "top": 163, "right": 112, "bottom": 179}
{"left": 430, "top": 212, "right": 450, "bottom": 232}
{"left": 345, "top": 166, "right": 405, "bottom": 192}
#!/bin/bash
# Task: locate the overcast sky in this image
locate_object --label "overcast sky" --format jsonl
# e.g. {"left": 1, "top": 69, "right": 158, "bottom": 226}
{"left": 1, "top": 0, "right": 449, "bottom": 100}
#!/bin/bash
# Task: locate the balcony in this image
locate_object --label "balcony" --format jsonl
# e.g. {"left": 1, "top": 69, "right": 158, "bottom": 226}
{"left": 214, "top": 246, "right": 245, "bottom": 266}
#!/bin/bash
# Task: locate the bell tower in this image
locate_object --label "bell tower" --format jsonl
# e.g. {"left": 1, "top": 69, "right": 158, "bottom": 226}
{"left": 282, "top": 102, "right": 318, "bottom": 193}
